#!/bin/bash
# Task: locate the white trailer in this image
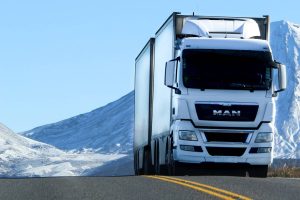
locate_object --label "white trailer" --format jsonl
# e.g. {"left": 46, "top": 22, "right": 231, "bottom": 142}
{"left": 134, "top": 12, "right": 286, "bottom": 177}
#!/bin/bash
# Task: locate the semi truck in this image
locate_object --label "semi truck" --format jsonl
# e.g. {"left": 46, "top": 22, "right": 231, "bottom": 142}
{"left": 134, "top": 12, "right": 286, "bottom": 177}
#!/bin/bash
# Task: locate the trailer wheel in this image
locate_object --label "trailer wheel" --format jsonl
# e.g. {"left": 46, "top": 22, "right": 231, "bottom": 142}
{"left": 154, "top": 141, "right": 161, "bottom": 175}
{"left": 142, "top": 147, "right": 153, "bottom": 175}
{"left": 248, "top": 165, "right": 268, "bottom": 178}
{"left": 134, "top": 150, "right": 139, "bottom": 175}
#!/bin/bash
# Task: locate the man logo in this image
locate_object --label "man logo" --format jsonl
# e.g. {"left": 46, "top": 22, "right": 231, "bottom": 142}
{"left": 213, "top": 110, "right": 241, "bottom": 117}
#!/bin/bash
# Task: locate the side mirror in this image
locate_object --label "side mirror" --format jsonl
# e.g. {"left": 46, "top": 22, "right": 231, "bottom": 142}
{"left": 164, "top": 60, "right": 176, "bottom": 88}
{"left": 278, "top": 64, "right": 287, "bottom": 91}
{"left": 273, "top": 63, "right": 287, "bottom": 96}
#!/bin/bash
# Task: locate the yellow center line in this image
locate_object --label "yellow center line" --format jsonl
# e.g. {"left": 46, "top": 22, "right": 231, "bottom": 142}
{"left": 159, "top": 176, "right": 252, "bottom": 200}
{"left": 144, "top": 175, "right": 252, "bottom": 200}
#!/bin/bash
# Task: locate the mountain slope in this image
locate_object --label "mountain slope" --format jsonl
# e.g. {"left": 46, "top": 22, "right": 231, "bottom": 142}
{"left": 271, "top": 21, "right": 300, "bottom": 158}
{"left": 0, "top": 123, "right": 125, "bottom": 177}
{"left": 22, "top": 91, "right": 134, "bottom": 154}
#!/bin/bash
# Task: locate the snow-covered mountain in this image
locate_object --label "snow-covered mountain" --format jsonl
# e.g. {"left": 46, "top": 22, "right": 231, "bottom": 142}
{"left": 18, "top": 21, "right": 300, "bottom": 162}
{"left": 14, "top": 91, "right": 134, "bottom": 177}
{"left": 22, "top": 91, "right": 134, "bottom": 154}
{"left": 0, "top": 123, "right": 126, "bottom": 177}
{"left": 271, "top": 21, "right": 300, "bottom": 158}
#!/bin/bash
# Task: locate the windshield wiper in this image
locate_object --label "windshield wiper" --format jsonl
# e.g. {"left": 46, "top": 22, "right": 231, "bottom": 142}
{"left": 229, "top": 83, "right": 246, "bottom": 88}
{"left": 228, "top": 83, "right": 256, "bottom": 92}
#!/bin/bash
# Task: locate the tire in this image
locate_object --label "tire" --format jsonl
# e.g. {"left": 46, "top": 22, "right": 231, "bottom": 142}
{"left": 248, "top": 165, "right": 268, "bottom": 178}
{"left": 166, "top": 137, "right": 176, "bottom": 175}
{"left": 134, "top": 151, "right": 139, "bottom": 175}
{"left": 142, "top": 147, "right": 153, "bottom": 175}
{"left": 154, "top": 141, "right": 160, "bottom": 175}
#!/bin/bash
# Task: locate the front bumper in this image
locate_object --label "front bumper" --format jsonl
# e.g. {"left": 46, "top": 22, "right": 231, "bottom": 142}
{"left": 174, "top": 147, "right": 272, "bottom": 165}
{"left": 172, "top": 121, "right": 274, "bottom": 165}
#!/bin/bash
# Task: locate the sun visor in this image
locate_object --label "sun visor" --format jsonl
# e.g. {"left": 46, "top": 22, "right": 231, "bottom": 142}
{"left": 181, "top": 20, "right": 210, "bottom": 37}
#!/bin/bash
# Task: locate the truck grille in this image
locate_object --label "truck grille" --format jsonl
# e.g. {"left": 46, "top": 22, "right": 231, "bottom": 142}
{"left": 204, "top": 132, "right": 248, "bottom": 143}
{"left": 206, "top": 147, "right": 246, "bottom": 156}
{"left": 195, "top": 103, "right": 258, "bottom": 121}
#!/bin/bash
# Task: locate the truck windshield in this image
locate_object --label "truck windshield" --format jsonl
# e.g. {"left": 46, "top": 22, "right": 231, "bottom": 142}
{"left": 182, "top": 49, "right": 272, "bottom": 90}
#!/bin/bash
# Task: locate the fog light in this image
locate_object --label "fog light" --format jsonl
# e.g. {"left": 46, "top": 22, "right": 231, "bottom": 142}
{"left": 180, "top": 145, "right": 195, "bottom": 151}
{"left": 257, "top": 147, "right": 272, "bottom": 153}
{"left": 249, "top": 147, "right": 272, "bottom": 153}
{"left": 180, "top": 145, "right": 202, "bottom": 152}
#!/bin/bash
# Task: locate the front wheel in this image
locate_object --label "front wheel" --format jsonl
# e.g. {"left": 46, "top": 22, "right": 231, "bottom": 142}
{"left": 166, "top": 137, "right": 177, "bottom": 175}
{"left": 248, "top": 165, "right": 268, "bottom": 178}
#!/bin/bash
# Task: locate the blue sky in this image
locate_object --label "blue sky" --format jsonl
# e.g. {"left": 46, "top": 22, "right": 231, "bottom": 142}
{"left": 0, "top": 0, "right": 299, "bottom": 132}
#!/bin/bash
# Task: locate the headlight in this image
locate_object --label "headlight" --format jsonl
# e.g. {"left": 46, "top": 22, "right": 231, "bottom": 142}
{"left": 255, "top": 132, "right": 273, "bottom": 143}
{"left": 178, "top": 131, "right": 198, "bottom": 141}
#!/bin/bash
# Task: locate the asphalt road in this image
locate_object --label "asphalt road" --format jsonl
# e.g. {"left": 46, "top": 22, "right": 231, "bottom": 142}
{"left": 0, "top": 175, "right": 299, "bottom": 200}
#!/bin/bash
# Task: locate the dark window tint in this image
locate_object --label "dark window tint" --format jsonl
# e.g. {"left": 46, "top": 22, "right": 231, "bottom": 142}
{"left": 182, "top": 49, "right": 272, "bottom": 90}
